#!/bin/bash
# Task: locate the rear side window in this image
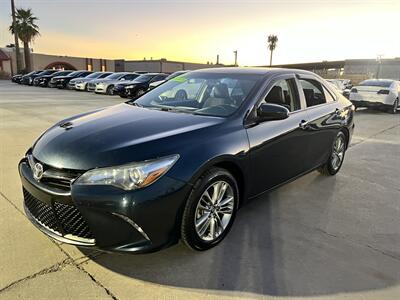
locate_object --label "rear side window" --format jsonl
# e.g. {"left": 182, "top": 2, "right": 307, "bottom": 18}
{"left": 299, "top": 79, "right": 326, "bottom": 107}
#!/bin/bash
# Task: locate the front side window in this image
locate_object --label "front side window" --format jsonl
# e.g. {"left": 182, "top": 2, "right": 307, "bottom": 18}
{"left": 299, "top": 79, "right": 327, "bottom": 107}
{"left": 264, "top": 79, "right": 300, "bottom": 112}
{"left": 133, "top": 72, "right": 262, "bottom": 117}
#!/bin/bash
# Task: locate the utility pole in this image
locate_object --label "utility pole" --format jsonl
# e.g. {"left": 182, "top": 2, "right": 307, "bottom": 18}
{"left": 11, "top": 0, "right": 22, "bottom": 74}
{"left": 233, "top": 50, "right": 238, "bottom": 66}
{"left": 376, "top": 54, "right": 383, "bottom": 79}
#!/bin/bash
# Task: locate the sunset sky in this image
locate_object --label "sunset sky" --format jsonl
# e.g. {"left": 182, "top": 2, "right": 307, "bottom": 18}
{"left": 0, "top": 0, "right": 399, "bottom": 66}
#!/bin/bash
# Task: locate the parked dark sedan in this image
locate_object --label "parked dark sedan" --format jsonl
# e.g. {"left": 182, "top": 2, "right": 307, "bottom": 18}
{"left": 11, "top": 72, "right": 29, "bottom": 84}
{"left": 19, "top": 68, "right": 354, "bottom": 253}
{"left": 22, "top": 70, "right": 57, "bottom": 85}
{"left": 123, "top": 73, "right": 169, "bottom": 98}
{"left": 34, "top": 70, "right": 73, "bottom": 87}
{"left": 49, "top": 70, "right": 93, "bottom": 89}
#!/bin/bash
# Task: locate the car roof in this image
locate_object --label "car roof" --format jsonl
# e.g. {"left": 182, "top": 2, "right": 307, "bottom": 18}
{"left": 190, "top": 67, "right": 318, "bottom": 77}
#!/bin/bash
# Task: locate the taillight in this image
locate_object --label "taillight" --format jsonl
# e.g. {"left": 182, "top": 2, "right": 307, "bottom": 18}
{"left": 351, "top": 88, "right": 358, "bottom": 93}
{"left": 377, "top": 89, "right": 389, "bottom": 95}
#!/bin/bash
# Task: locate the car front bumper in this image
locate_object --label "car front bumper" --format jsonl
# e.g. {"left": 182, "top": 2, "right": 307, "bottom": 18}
{"left": 18, "top": 157, "right": 190, "bottom": 253}
{"left": 95, "top": 84, "right": 107, "bottom": 94}
{"left": 75, "top": 83, "right": 87, "bottom": 90}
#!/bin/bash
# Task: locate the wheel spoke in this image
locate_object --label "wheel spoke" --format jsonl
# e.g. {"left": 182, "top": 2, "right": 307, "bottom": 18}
{"left": 202, "top": 190, "right": 213, "bottom": 204}
{"left": 218, "top": 196, "right": 234, "bottom": 208}
{"left": 216, "top": 182, "right": 228, "bottom": 204}
{"left": 209, "top": 217, "right": 216, "bottom": 239}
{"left": 197, "top": 217, "right": 211, "bottom": 237}
{"left": 195, "top": 212, "right": 210, "bottom": 228}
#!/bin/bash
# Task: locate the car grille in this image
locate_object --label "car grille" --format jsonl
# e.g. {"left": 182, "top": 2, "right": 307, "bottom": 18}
{"left": 27, "top": 154, "right": 81, "bottom": 192}
{"left": 23, "top": 188, "right": 95, "bottom": 240}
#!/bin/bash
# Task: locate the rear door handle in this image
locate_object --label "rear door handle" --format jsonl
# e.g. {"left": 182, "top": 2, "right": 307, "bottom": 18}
{"left": 299, "top": 120, "right": 310, "bottom": 130}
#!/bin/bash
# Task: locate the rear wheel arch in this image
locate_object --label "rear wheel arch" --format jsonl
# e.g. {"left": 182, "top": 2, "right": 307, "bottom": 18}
{"left": 340, "top": 127, "right": 350, "bottom": 149}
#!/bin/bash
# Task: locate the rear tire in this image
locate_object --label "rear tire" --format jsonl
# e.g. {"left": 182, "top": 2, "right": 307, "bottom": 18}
{"left": 181, "top": 168, "right": 239, "bottom": 251}
{"left": 389, "top": 99, "right": 398, "bottom": 114}
{"left": 318, "top": 131, "right": 347, "bottom": 176}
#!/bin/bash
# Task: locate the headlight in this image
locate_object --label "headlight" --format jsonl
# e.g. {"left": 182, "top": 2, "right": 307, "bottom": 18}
{"left": 125, "top": 85, "right": 135, "bottom": 89}
{"left": 75, "top": 155, "right": 179, "bottom": 190}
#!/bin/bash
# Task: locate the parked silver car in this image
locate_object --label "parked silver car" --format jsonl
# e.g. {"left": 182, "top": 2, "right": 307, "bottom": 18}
{"left": 72, "top": 72, "right": 113, "bottom": 91}
{"left": 349, "top": 79, "right": 400, "bottom": 113}
{"left": 94, "top": 73, "right": 140, "bottom": 95}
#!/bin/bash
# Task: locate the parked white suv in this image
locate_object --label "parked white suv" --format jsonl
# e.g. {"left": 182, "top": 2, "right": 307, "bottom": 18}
{"left": 349, "top": 79, "right": 400, "bottom": 113}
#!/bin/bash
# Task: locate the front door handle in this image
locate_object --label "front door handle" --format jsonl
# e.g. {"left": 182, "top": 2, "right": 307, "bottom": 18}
{"left": 299, "top": 120, "right": 310, "bottom": 130}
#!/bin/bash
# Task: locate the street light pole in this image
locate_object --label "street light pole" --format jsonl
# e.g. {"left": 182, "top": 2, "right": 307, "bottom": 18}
{"left": 11, "top": 0, "right": 22, "bottom": 74}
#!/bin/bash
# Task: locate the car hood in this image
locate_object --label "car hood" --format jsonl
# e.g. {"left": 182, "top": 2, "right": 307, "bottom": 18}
{"left": 97, "top": 79, "right": 124, "bottom": 85}
{"left": 89, "top": 78, "right": 114, "bottom": 84}
{"left": 115, "top": 81, "right": 137, "bottom": 87}
{"left": 32, "top": 103, "right": 223, "bottom": 170}
{"left": 70, "top": 77, "right": 88, "bottom": 83}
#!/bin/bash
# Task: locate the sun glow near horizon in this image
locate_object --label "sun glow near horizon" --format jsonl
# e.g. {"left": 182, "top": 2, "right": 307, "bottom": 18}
{"left": 1, "top": 0, "right": 399, "bottom": 65}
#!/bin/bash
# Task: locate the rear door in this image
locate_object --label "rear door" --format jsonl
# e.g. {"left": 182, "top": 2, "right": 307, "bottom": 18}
{"left": 296, "top": 76, "right": 343, "bottom": 170}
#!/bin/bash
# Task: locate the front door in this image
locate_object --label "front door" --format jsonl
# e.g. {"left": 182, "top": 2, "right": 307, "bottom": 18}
{"left": 246, "top": 75, "right": 310, "bottom": 197}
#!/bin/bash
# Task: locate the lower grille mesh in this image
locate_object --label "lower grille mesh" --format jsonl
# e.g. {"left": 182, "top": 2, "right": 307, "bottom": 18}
{"left": 23, "top": 188, "right": 94, "bottom": 240}
{"left": 24, "top": 189, "right": 60, "bottom": 234}
{"left": 54, "top": 202, "right": 94, "bottom": 239}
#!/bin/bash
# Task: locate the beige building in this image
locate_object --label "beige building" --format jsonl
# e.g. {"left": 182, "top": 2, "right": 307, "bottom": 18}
{"left": 0, "top": 47, "right": 221, "bottom": 78}
{"left": 0, "top": 46, "right": 115, "bottom": 77}
{"left": 119, "top": 58, "right": 218, "bottom": 73}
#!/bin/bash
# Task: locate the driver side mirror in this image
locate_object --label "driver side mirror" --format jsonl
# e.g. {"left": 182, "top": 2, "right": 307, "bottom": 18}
{"left": 256, "top": 103, "right": 289, "bottom": 122}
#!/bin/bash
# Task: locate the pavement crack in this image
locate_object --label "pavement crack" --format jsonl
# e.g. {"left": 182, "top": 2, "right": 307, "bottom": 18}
{"left": 74, "top": 263, "right": 118, "bottom": 300}
{"left": 0, "top": 258, "right": 72, "bottom": 294}
{"left": 316, "top": 228, "right": 400, "bottom": 262}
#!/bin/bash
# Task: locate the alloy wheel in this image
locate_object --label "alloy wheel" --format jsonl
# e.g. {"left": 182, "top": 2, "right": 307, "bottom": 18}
{"left": 331, "top": 135, "right": 345, "bottom": 171}
{"left": 194, "top": 181, "right": 234, "bottom": 242}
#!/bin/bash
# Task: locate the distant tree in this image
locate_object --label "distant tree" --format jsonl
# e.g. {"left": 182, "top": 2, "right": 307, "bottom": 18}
{"left": 267, "top": 35, "right": 278, "bottom": 67}
{"left": 9, "top": 8, "right": 40, "bottom": 72}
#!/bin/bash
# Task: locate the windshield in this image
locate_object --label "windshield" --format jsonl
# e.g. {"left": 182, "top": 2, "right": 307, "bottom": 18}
{"left": 359, "top": 80, "right": 393, "bottom": 88}
{"left": 132, "top": 72, "right": 262, "bottom": 117}
{"left": 166, "top": 71, "right": 186, "bottom": 80}
{"left": 38, "top": 70, "right": 55, "bottom": 75}
{"left": 85, "top": 72, "right": 103, "bottom": 79}
{"left": 53, "top": 71, "right": 71, "bottom": 76}
{"left": 67, "top": 71, "right": 82, "bottom": 77}
{"left": 105, "top": 73, "right": 125, "bottom": 80}
{"left": 133, "top": 75, "right": 154, "bottom": 83}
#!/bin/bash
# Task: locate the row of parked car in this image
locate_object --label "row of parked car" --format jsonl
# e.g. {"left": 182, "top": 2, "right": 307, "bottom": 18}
{"left": 11, "top": 69, "right": 188, "bottom": 99}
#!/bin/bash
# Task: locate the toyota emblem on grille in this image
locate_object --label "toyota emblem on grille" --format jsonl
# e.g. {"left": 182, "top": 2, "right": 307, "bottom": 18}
{"left": 33, "top": 163, "right": 44, "bottom": 181}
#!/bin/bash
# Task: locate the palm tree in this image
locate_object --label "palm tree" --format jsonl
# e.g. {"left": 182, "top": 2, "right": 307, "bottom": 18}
{"left": 9, "top": 8, "right": 40, "bottom": 72}
{"left": 267, "top": 35, "right": 278, "bottom": 67}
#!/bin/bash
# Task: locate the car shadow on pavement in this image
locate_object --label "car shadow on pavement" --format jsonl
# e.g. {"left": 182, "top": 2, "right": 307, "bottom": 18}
{"left": 80, "top": 173, "right": 399, "bottom": 297}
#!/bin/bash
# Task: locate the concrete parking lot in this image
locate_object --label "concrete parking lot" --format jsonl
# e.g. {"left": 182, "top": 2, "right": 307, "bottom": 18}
{"left": 0, "top": 80, "right": 399, "bottom": 300}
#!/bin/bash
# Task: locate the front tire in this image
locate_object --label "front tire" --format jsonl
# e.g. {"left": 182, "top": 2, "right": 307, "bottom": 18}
{"left": 181, "top": 168, "right": 239, "bottom": 251}
{"left": 106, "top": 85, "right": 114, "bottom": 95}
{"left": 318, "top": 131, "right": 347, "bottom": 176}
